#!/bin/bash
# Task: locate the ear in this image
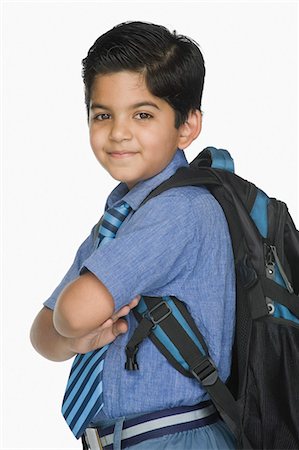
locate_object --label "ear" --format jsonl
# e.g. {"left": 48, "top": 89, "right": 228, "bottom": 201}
{"left": 177, "top": 110, "right": 202, "bottom": 149}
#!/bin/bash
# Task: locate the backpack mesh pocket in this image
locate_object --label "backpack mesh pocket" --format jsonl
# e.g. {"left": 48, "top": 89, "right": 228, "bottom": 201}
{"left": 243, "top": 317, "right": 299, "bottom": 449}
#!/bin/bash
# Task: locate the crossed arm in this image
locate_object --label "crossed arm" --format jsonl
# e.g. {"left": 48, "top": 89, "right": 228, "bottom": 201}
{"left": 30, "top": 272, "right": 140, "bottom": 361}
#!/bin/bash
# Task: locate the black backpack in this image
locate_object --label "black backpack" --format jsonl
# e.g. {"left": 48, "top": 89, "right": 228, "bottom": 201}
{"left": 123, "top": 147, "right": 299, "bottom": 449}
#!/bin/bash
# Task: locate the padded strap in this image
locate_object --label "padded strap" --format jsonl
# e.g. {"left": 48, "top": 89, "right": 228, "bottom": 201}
{"left": 130, "top": 296, "right": 210, "bottom": 377}
{"left": 140, "top": 166, "right": 221, "bottom": 206}
{"left": 129, "top": 296, "right": 252, "bottom": 449}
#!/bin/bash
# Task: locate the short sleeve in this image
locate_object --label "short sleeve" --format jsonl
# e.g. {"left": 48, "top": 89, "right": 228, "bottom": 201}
{"left": 81, "top": 192, "right": 198, "bottom": 310}
{"left": 43, "top": 229, "right": 95, "bottom": 310}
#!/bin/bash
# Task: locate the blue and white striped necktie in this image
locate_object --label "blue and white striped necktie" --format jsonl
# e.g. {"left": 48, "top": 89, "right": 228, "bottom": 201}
{"left": 61, "top": 201, "right": 131, "bottom": 439}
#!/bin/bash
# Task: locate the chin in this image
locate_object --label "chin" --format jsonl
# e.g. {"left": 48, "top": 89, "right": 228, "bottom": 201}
{"left": 110, "top": 171, "right": 138, "bottom": 187}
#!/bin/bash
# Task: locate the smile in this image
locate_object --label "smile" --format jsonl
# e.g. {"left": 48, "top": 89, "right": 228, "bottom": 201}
{"left": 109, "top": 151, "right": 137, "bottom": 159}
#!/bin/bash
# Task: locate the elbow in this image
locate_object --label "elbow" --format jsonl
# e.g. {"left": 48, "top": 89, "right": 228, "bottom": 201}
{"left": 29, "top": 322, "right": 58, "bottom": 361}
{"left": 30, "top": 311, "right": 47, "bottom": 355}
{"left": 53, "top": 294, "right": 83, "bottom": 338}
{"left": 30, "top": 322, "right": 39, "bottom": 353}
{"left": 53, "top": 273, "right": 115, "bottom": 338}
{"left": 29, "top": 307, "right": 74, "bottom": 362}
{"left": 53, "top": 277, "right": 90, "bottom": 337}
{"left": 53, "top": 314, "right": 82, "bottom": 338}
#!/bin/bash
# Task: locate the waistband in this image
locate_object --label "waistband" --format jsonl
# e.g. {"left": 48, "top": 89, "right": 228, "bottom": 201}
{"left": 84, "top": 401, "right": 219, "bottom": 450}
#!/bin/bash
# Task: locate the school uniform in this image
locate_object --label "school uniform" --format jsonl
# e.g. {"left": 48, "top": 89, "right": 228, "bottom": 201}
{"left": 44, "top": 149, "right": 236, "bottom": 449}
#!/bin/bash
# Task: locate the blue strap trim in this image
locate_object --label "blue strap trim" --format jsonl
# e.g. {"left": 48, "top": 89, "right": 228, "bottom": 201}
{"left": 137, "top": 298, "right": 189, "bottom": 371}
{"left": 136, "top": 297, "right": 149, "bottom": 314}
{"left": 207, "top": 147, "right": 235, "bottom": 173}
{"left": 250, "top": 189, "right": 269, "bottom": 238}
{"left": 137, "top": 296, "right": 206, "bottom": 372}
{"left": 152, "top": 324, "right": 190, "bottom": 371}
{"left": 166, "top": 297, "right": 206, "bottom": 356}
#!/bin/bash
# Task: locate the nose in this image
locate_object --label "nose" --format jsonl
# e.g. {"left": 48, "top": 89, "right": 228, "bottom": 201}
{"left": 109, "top": 118, "right": 132, "bottom": 142}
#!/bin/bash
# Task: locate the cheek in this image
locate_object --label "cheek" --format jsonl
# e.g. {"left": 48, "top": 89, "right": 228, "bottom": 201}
{"left": 89, "top": 130, "right": 103, "bottom": 152}
{"left": 139, "top": 127, "right": 164, "bottom": 148}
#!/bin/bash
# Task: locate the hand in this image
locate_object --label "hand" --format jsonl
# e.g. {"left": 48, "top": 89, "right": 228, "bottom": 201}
{"left": 67, "top": 295, "right": 141, "bottom": 354}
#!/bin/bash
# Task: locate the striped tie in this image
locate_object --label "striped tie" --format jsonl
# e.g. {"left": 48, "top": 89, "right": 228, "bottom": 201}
{"left": 62, "top": 201, "right": 131, "bottom": 439}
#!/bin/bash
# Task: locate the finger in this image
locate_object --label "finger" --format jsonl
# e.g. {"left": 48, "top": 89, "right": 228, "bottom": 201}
{"left": 110, "top": 295, "right": 141, "bottom": 322}
{"left": 97, "top": 318, "right": 114, "bottom": 329}
{"left": 129, "top": 295, "right": 141, "bottom": 308}
{"left": 111, "top": 305, "right": 130, "bottom": 321}
{"left": 112, "top": 319, "right": 128, "bottom": 337}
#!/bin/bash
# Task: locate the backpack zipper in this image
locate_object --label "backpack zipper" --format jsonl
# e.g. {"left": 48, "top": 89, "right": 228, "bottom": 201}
{"left": 264, "top": 243, "right": 276, "bottom": 314}
{"left": 265, "top": 243, "right": 294, "bottom": 294}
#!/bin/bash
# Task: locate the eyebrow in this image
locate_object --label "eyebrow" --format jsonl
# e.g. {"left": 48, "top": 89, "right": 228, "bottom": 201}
{"left": 90, "top": 101, "right": 161, "bottom": 111}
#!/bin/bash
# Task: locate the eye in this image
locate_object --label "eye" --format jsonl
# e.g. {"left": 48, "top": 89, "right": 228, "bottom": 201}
{"left": 135, "top": 112, "right": 153, "bottom": 120}
{"left": 94, "top": 113, "right": 111, "bottom": 121}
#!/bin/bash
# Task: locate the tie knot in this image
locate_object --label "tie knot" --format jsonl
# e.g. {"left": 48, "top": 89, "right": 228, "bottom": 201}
{"left": 116, "top": 201, "right": 131, "bottom": 214}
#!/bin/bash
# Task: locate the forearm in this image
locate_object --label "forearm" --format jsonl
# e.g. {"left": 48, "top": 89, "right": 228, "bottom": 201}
{"left": 30, "top": 307, "right": 76, "bottom": 362}
{"left": 53, "top": 272, "right": 114, "bottom": 338}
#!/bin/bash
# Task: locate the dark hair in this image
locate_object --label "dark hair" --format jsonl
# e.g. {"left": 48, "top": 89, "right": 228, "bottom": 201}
{"left": 82, "top": 21, "right": 205, "bottom": 128}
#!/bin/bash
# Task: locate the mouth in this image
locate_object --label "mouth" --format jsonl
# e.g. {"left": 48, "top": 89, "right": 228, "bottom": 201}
{"left": 108, "top": 151, "right": 137, "bottom": 159}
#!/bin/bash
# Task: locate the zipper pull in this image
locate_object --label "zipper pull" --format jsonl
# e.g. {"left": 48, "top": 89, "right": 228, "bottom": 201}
{"left": 264, "top": 244, "right": 275, "bottom": 314}
{"left": 265, "top": 247, "right": 275, "bottom": 279}
{"left": 270, "top": 245, "right": 294, "bottom": 294}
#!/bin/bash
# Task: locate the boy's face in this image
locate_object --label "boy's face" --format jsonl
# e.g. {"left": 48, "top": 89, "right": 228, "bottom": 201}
{"left": 88, "top": 71, "right": 185, "bottom": 189}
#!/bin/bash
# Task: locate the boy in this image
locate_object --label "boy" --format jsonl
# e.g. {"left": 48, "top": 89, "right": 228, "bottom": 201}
{"left": 30, "top": 21, "right": 236, "bottom": 449}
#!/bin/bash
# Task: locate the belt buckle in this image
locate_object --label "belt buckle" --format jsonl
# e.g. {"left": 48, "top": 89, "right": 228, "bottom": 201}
{"left": 85, "top": 429, "right": 103, "bottom": 450}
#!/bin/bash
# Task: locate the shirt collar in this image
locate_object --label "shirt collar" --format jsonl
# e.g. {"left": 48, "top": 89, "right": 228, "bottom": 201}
{"left": 106, "top": 149, "right": 189, "bottom": 211}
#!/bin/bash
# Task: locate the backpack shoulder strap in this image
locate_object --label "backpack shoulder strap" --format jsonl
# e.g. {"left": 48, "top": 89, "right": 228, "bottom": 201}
{"left": 192, "top": 146, "right": 235, "bottom": 172}
{"left": 127, "top": 295, "right": 251, "bottom": 449}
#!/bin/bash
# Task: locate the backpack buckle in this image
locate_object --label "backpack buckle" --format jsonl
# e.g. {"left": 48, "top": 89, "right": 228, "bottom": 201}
{"left": 191, "top": 357, "right": 218, "bottom": 387}
{"left": 143, "top": 301, "right": 172, "bottom": 328}
{"left": 125, "top": 346, "right": 139, "bottom": 371}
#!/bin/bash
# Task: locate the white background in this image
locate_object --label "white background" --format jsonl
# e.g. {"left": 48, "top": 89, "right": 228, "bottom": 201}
{"left": 2, "top": 1, "right": 298, "bottom": 449}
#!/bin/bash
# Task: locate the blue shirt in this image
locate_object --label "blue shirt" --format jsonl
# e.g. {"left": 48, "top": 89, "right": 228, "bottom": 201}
{"left": 44, "top": 149, "right": 235, "bottom": 422}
